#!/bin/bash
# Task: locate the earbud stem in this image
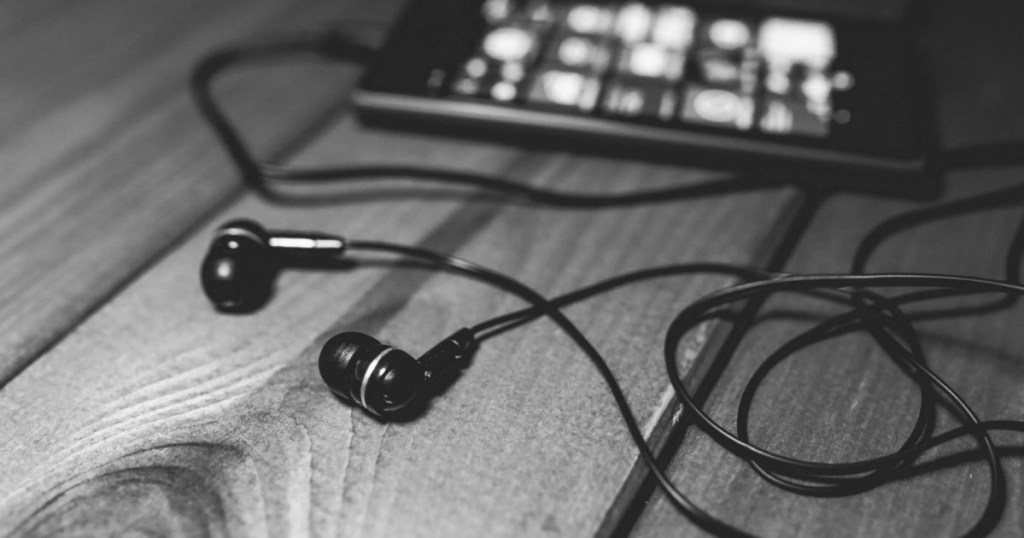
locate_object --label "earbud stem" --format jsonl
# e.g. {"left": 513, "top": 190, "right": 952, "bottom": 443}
{"left": 419, "top": 328, "right": 476, "bottom": 385}
{"left": 268, "top": 232, "right": 346, "bottom": 257}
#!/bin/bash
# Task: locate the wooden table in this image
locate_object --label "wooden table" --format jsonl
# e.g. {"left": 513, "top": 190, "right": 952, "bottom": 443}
{"left": 1, "top": 1, "right": 1021, "bottom": 536}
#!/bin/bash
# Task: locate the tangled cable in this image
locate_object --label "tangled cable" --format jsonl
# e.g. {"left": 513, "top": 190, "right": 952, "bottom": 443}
{"left": 344, "top": 239, "right": 1024, "bottom": 538}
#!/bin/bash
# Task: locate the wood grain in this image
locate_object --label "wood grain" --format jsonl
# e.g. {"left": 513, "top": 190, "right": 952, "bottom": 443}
{"left": 0, "top": 0, "right": 404, "bottom": 385}
{"left": 0, "top": 92, "right": 801, "bottom": 537}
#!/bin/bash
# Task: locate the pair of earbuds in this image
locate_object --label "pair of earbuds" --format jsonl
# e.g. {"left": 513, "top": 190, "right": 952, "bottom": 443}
{"left": 200, "top": 219, "right": 475, "bottom": 418}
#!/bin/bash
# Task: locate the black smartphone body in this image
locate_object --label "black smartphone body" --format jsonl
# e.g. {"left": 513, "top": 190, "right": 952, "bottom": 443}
{"left": 355, "top": 0, "right": 937, "bottom": 197}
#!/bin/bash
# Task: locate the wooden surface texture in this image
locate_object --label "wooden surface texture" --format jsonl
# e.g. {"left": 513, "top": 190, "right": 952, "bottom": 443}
{"left": 0, "top": 0, "right": 399, "bottom": 385}
{"left": 0, "top": 0, "right": 1022, "bottom": 537}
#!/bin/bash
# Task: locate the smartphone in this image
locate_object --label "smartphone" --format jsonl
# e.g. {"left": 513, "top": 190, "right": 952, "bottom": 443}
{"left": 355, "top": 0, "right": 937, "bottom": 197}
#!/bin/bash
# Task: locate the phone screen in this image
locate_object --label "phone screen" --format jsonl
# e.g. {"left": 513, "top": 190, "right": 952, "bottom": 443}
{"left": 358, "top": 1, "right": 933, "bottom": 191}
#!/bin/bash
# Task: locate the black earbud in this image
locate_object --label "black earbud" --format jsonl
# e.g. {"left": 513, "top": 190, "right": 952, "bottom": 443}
{"left": 318, "top": 328, "right": 476, "bottom": 418}
{"left": 201, "top": 219, "right": 346, "bottom": 312}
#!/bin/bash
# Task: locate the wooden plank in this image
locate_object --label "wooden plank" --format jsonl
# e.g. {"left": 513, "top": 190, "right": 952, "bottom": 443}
{"left": 630, "top": 2, "right": 1024, "bottom": 534}
{"left": 0, "top": 0, "right": 404, "bottom": 385}
{"left": 0, "top": 92, "right": 801, "bottom": 535}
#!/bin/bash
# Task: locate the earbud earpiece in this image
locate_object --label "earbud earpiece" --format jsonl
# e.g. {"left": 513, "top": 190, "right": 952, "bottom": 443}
{"left": 201, "top": 219, "right": 278, "bottom": 312}
{"left": 200, "top": 219, "right": 346, "bottom": 312}
{"left": 318, "top": 329, "right": 476, "bottom": 418}
{"left": 318, "top": 332, "right": 425, "bottom": 416}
